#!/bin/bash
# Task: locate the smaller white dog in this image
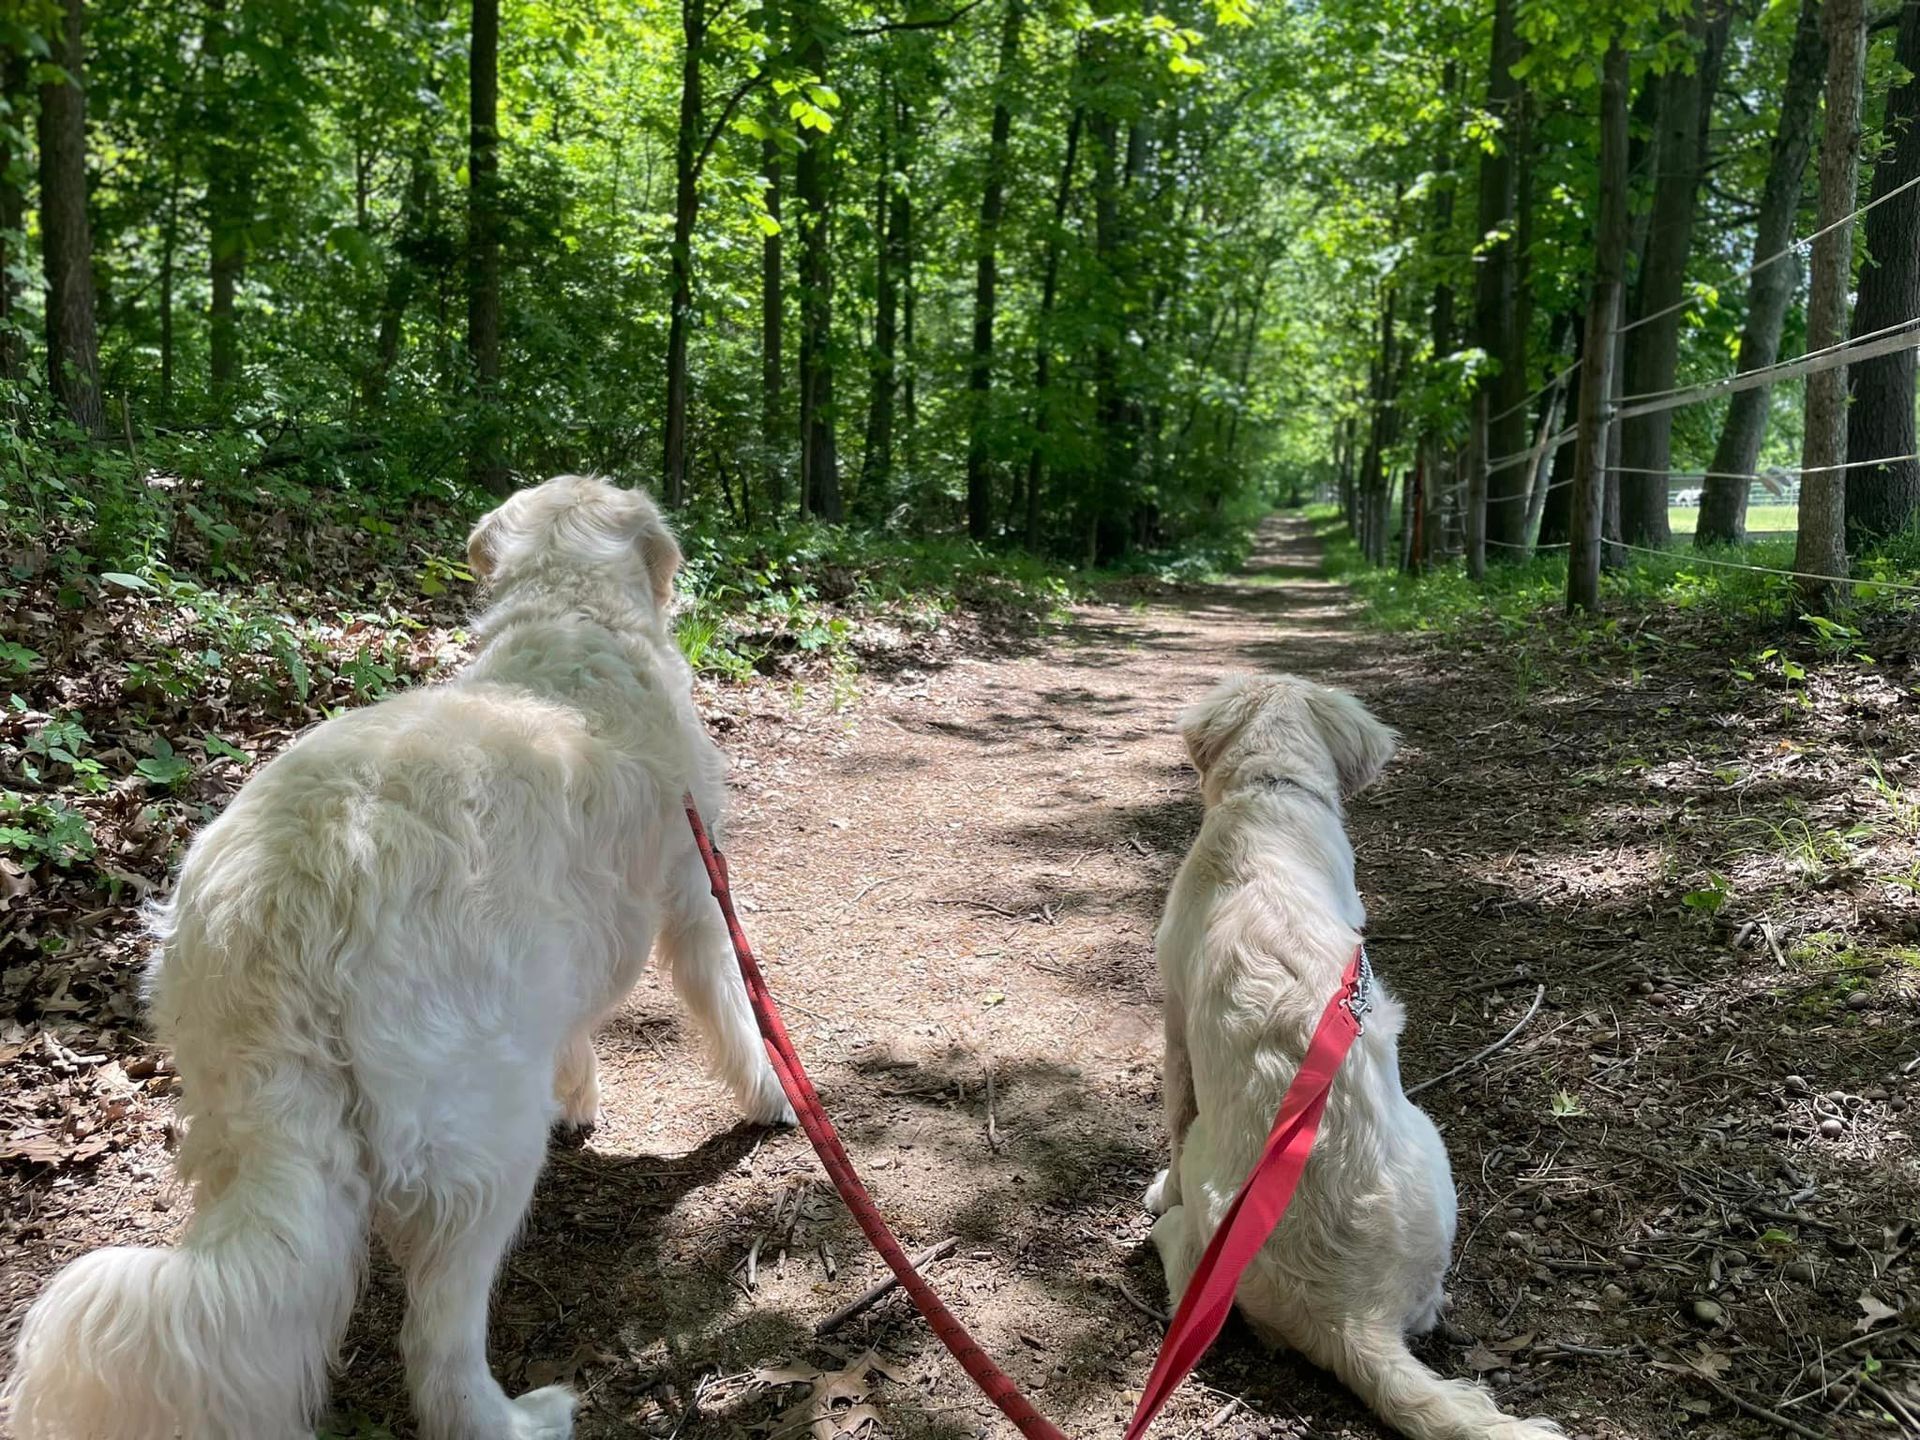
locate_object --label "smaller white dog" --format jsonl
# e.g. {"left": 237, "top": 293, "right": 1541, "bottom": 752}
{"left": 7, "top": 475, "right": 791, "bottom": 1440}
{"left": 1146, "top": 674, "right": 1560, "bottom": 1440}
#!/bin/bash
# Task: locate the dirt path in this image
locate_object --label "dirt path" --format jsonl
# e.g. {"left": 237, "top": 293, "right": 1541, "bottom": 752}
{"left": 8, "top": 515, "right": 1912, "bottom": 1439}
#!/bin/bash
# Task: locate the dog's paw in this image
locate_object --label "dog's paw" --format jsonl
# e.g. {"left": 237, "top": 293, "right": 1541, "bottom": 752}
{"left": 510, "top": 1384, "right": 576, "bottom": 1438}
{"left": 1486, "top": 1420, "right": 1564, "bottom": 1440}
{"left": 1143, "top": 1168, "right": 1174, "bottom": 1216}
{"left": 740, "top": 1072, "right": 797, "bottom": 1127}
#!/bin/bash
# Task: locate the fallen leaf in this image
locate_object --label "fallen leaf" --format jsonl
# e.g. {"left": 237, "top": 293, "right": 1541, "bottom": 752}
{"left": 1856, "top": 1293, "right": 1899, "bottom": 1335}
{"left": 1464, "top": 1344, "right": 1504, "bottom": 1373}
{"left": 1686, "top": 1349, "right": 1731, "bottom": 1380}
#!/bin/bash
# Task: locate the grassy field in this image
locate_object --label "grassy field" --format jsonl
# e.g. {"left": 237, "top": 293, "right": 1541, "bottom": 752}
{"left": 1669, "top": 503, "right": 1798, "bottom": 534}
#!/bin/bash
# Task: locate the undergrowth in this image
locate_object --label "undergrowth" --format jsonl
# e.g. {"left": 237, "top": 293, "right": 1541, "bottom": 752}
{"left": 0, "top": 460, "right": 1251, "bottom": 889}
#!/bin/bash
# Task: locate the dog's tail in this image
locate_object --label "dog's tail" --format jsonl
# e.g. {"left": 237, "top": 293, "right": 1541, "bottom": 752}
{"left": 1332, "top": 1327, "right": 1563, "bottom": 1440}
{"left": 6, "top": 1063, "right": 369, "bottom": 1440}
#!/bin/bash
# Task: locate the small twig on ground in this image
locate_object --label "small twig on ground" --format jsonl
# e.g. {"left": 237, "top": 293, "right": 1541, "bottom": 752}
{"left": 928, "top": 897, "right": 1024, "bottom": 919}
{"left": 1761, "top": 919, "right": 1789, "bottom": 968}
{"left": 814, "top": 1237, "right": 958, "bottom": 1335}
{"left": 1464, "top": 967, "right": 1531, "bottom": 995}
{"left": 1860, "top": 1375, "right": 1920, "bottom": 1435}
{"left": 1110, "top": 1275, "right": 1169, "bottom": 1325}
{"left": 745, "top": 1234, "right": 762, "bottom": 1289}
{"left": 1406, "top": 984, "right": 1547, "bottom": 1097}
{"left": 1684, "top": 1373, "right": 1830, "bottom": 1440}
{"left": 985, "top": 1063, "right": 1000, "bottom": 1151}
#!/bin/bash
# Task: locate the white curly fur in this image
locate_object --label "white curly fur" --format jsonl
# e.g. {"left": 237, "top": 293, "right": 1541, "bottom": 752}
{"left": 1147, "top": 673, "right": 1562, "bottom": 1440}
{"left": 5, "top": 474, "right": 789, "bottom": 1440}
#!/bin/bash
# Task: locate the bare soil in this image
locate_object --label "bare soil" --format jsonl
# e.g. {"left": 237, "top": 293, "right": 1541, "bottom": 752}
{"left": 4, "top": 516, "right": 1916, "bottom": 1440}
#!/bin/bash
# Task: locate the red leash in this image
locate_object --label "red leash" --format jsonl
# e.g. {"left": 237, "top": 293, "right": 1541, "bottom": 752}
{"left": 684, "top": 794, "right": 1371, "bottom": 1439}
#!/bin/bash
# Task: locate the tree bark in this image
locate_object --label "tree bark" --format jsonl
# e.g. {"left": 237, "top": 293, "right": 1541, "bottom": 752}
{"left": 204, "top": 0, "right": 249, "bottom": 406}
{"left": 795, "top": 28, "right": 841, "bottom": 522}
{"left": 963, "top": 0, "right": 1023, "bottom": 541}
{"left": 467, "top": 0, "right": 509, "bottom": 496}
{"left": 1024, "top": 104, "right": 1082, "bottom": 550}
{"left": 860, "top": 83, "right": 903, "bottom": 503}
{"left": 1795, "top": 0, "right": 1866, "bottom": 610}
{"left": 1617, "top": 0, "right": 1733, "bottom": 545}
{"left": 364, "top": 147, "right": 436, "bottom": 413}
{"left": 662, "top": 0, "right": 704, "bottom": 507}
{"left": 1698, "top": 0, "right": 1824, "bottom": 546}
{"left": 1570, "top": 40, "right": 1630, "bottom": 615}
{"left": 762, "top": 130, "right": 785, "bottom": 519}
{"left": 0, "top": 46, "right": 28, "bottom": 388}
{"left": 1845, "top": 0, "right": 1920, "bottom": 545}
{"left": 38, "top": 0, "right": 103, "bottom": 434}
{"left": 1473, "top": 0, "right": 1527, "bottom": 557}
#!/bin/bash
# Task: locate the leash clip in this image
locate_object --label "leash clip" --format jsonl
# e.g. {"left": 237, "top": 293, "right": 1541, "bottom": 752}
{"left": 1344, "top": 947, "right": 1376, "bottom": 1034}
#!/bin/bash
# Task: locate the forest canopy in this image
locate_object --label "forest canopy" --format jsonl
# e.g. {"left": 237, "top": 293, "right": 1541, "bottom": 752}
{"left": 1, "top": 0, "right": 1918, "bottom": 585}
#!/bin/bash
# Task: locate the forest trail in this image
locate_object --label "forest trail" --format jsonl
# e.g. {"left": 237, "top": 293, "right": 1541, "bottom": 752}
{"left": 329, "top": 516, "right": 1909, "bottom": 1438}
{"left": 7, "top": 516, "right": 1906, "bottom": 1440}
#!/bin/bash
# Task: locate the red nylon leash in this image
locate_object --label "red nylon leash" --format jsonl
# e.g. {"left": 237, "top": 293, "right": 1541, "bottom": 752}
{"left": 683, "top": 793, "right": 1369, "bottom": 1440}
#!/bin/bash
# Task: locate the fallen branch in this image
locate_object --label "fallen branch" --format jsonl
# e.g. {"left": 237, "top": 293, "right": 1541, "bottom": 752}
{"left": 1685, "top": 1373, "right": 1829, "bottom": 1440}
{"left": 814, "top": 1237, "right": 958, "bottom": 1335}
{"left": 1406, "top": 984, "right": 1547, "bottom": 1098}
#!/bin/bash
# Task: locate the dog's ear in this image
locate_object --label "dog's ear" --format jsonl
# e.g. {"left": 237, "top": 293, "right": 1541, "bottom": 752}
{"left": 1180, "top": 675, "right": 1265, "bottom": 776}
{"left": 635, "top": 508, "right": 683, "bottom": 611}
{"left": 1302, "top": 684, "right": 1397, "bottom": 796}
{"left": 466, "top": 505, "right": 508, "bottom": 584}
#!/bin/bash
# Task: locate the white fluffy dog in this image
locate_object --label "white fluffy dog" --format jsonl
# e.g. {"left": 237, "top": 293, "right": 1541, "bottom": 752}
{"left": 7, "top": 474, "right": 791, "bottom": 1440}
{"left": 1146, "top": 675, "right": 1560, "bottom": 1440}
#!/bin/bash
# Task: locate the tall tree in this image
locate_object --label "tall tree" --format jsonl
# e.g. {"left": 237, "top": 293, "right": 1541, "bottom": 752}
{"left": 1844, "top": 0, "right": 1920, "bottom": 545}
{"left": 203, "top": 0, "right": 247, "bottom": 405}
{"left": 794, "top": 25, "right": 841, "bottom": 522}
{"left": 762, "top": 126, "right": 786, "bottom": 519}
{"left": 1473, "top": 0, "right": 1528, "bottom": 557}
{"left": 1023, "top": 103, "right": 1082, "bottom": 550}
{"left": 1570, "top": 39, "right": 1630, "bottom": 614}
{"left": 467, "top": 0, "right": 508, "bottom": 496}
{"left": 859, "top": 78, "right": 904, "bottom": 503}
{"left": 38, "top": 0, "right": 102, "bottom": 434}
{"left": 0, "top": 44, "right": 27, "bottom": 388}
{"left": 1794, "top": 0, "right": 1867, "bottom": 611}
{"left": 661, "top": 0, "right": 705, "bottom": 508}
{"left": 1616, "top": 0, "right": 1734, "bottom": 546}
{"left": 962, "top": 0, "right": 1023, "bottom": 541}
{"left": 1697, "top": 0, "right": 1824, "bottom": 547}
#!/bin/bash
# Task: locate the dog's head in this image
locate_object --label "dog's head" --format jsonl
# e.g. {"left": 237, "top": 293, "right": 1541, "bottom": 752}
{"left": 465, "top": 474, "right": 682, "bottom": 613}
{"left": 1179, "top": 673, "right": 1397, "bottom": 805}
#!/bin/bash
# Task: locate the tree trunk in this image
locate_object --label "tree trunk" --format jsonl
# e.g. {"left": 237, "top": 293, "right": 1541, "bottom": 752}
{"left": 364, "top": 149, "right": 435, "bottom": 413}
{"left": 795, "top": 29, "right": 840, "bottom": 522}
{"left": 159, "top": 156, "right": 182, "bottom": 413}
{"left": 1537, "top": 312, "right": 1582, "bottom": 546}
{"left": 860, "top": 83, "right": 902, "bottom": 503}
{"left": 963, "top": 0, "right": 1022, "bottom": 541}
{"left": 1795, "top": 0, "right": 1867, "bottom": 610}
{"left": 204, "top": 0, "right": 248, "bottom": 405}
{"left": 1845, "top": 0, "right": 1920, "bottom": 545}
{"left": 661, "top": 0, "right": 704, "bottom": 507}
{"left": 1025, "top": 105, "right": 1082, "bottom": 550}
{"left": 467, "top": 0, "right": 509, "bottom": 496}
{"left": 1520, "top": 377, "right": 1566, "bottom": 553}
{"left": 0, "top": 47, "right": 28, "bottom": 388}
{"left": 1617, "top": 1, "right": 1733, "bottom": 545}
{"left": 762, "top": 131, "right": 785, "bottom": 520}
{"left": 1473, "top": 0, "right": 1526, "bottom": 557}
{"left": 38, "top": 0, "right": 103, "bottom": 434}
{"left": 1698, "top": 0, "right": 1824, "bottom": 546}
{"left": 1570, "top": 41, "right": 1630, "bottom": 614}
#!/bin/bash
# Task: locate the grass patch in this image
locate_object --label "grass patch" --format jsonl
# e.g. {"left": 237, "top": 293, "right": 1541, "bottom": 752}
{"left": 1668, "top": 504, "right": 1798, "bottom": 535}
{"left": 1302, "top": 503, "right": 1920, "bottom": 638}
